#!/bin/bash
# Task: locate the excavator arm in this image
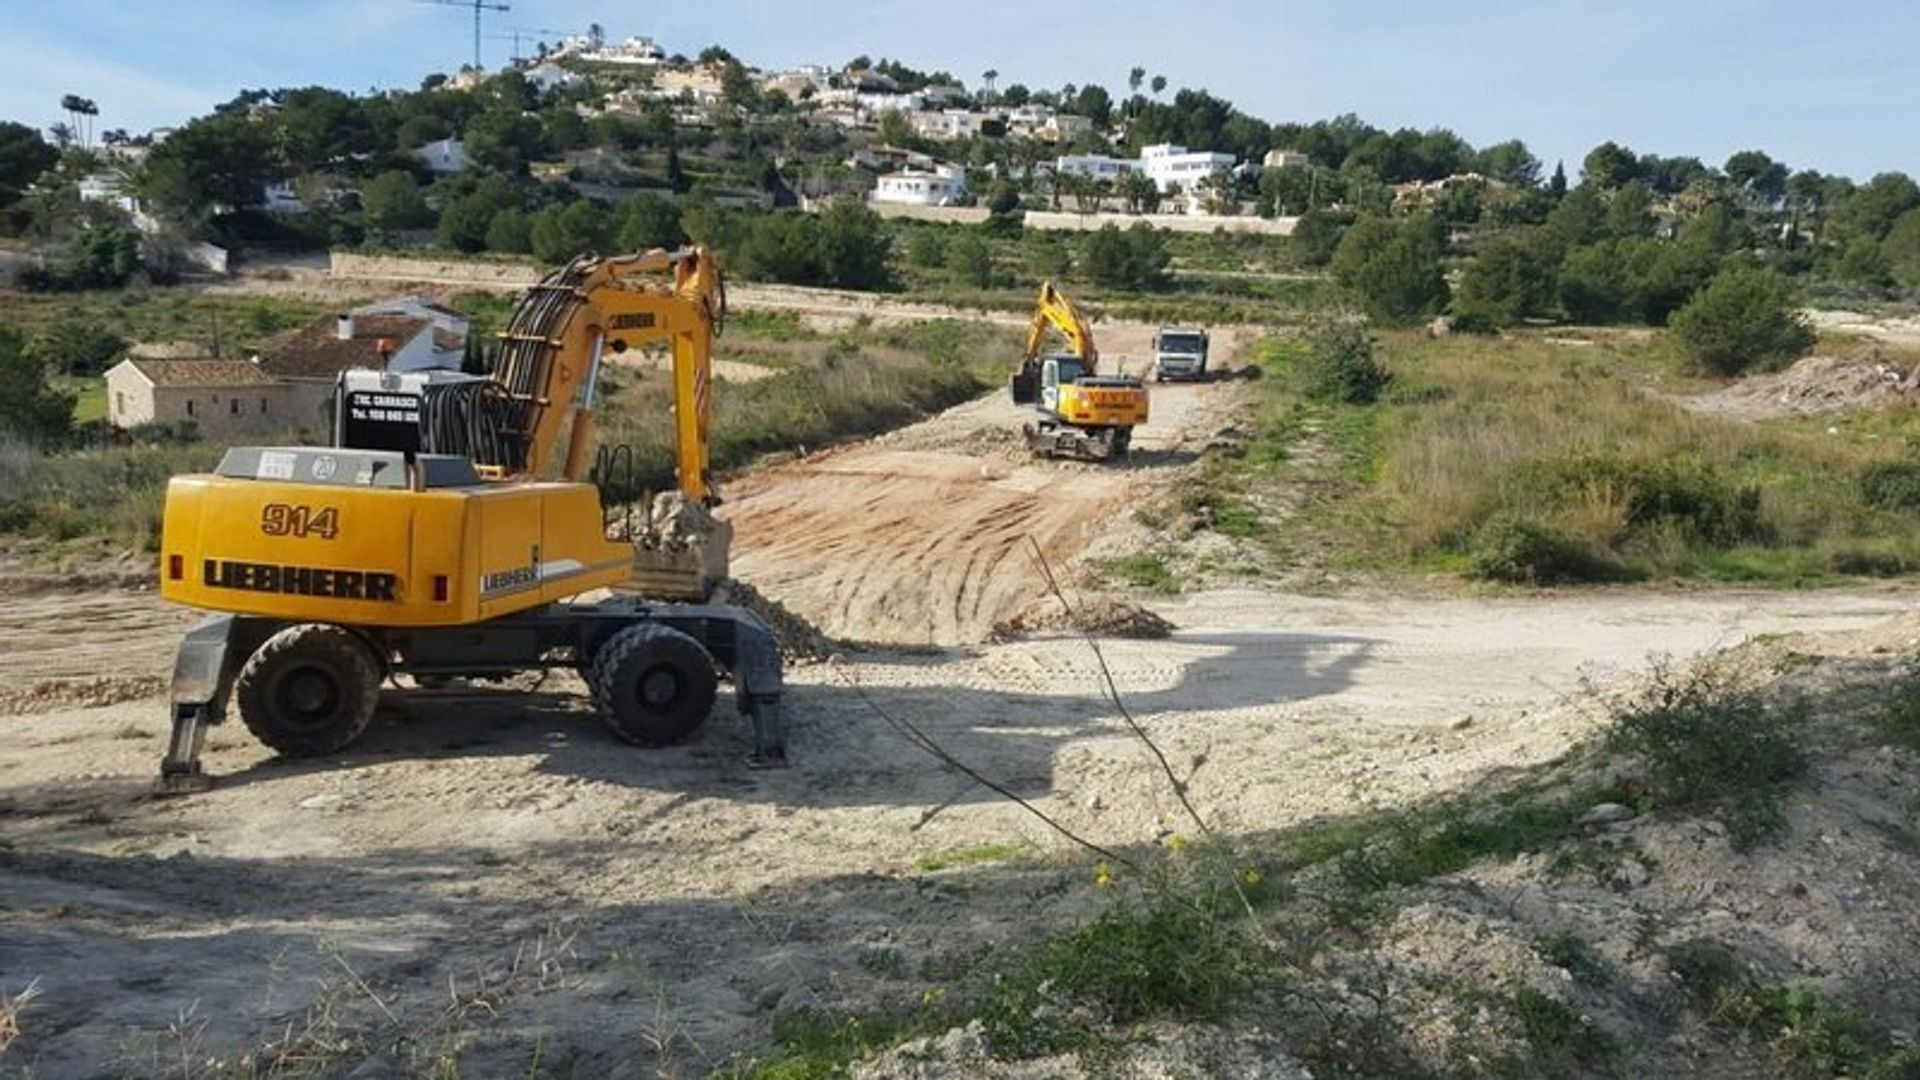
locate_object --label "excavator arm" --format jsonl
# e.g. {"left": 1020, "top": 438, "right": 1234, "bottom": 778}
{"left": 485, "top": 246, "right": 725, "bottom": 503}
{"left": 1021, "top": 279, "right": 1098, "bottom": 371}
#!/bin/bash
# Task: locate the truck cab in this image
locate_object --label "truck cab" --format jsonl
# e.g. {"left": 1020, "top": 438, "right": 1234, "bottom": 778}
{"left": 1153, "top": 327, "right": 1210, "bottom": 382}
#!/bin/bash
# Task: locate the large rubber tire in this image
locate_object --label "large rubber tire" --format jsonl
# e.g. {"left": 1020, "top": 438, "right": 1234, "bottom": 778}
{"left": 234, "top": 624, "right": 382, "bottom": 758}
{"left": 589, "top": 624, "right": 718, "bottom": 747}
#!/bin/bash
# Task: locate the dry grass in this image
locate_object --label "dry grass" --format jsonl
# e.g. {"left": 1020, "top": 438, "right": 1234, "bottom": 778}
{"left": 1364, "top": 330, "right": 1920, "bottom": 581}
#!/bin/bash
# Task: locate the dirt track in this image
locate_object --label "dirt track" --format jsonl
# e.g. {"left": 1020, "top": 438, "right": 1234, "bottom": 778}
{"left": 722, "top": 321, "right": 1250, "bottom": 646}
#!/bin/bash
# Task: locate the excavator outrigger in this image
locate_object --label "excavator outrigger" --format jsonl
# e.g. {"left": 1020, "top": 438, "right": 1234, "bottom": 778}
{"left": 155, "top": 247, "right": 786, "bottom": 791}
{"left": 1010, "top": 280, "right": 1149, "bottom": 461}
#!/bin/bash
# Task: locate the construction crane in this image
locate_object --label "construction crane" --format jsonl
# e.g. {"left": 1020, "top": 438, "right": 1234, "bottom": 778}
{"left": 154, "top": 247, "right": 787, "bottom": 792}
{"left": 419, "top": 0, "right": 511, "bottom": 70}
{"left": 1009, "top": 281, "right": 1150, "bottom": 460}
{"left": 491, "top": 26, "right": 570, "bottom": 64}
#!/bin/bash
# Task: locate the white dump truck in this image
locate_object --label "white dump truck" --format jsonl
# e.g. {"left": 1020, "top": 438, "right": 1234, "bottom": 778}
{"left": 1152, "top": 326, "right": 1210, "bottom": 382}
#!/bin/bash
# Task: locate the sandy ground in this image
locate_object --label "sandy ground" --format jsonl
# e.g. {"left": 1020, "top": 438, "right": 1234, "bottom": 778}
{"left": 2, "top": 577, "right": 1913, "bottom": 1075}
{"left": 721, "top": 323, "right": 1253, "bottom": 647}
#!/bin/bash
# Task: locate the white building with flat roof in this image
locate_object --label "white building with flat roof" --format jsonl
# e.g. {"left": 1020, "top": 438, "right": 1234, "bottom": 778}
{"left": 871, "top": 163, "right": 968, "bottom": 206}
{"left": 1140, "top": 144, "right": 1237, "bottom": 193}
{"left": 1054, "top": 153, "right": 1138, "bottom": 181}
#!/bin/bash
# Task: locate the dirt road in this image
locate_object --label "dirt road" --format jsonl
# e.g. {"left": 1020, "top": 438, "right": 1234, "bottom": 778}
{"left": 722, "top": 323, "right": 1255, "bottom": 646}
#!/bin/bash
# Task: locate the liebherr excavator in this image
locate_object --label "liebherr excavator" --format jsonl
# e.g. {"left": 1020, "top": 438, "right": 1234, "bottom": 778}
{"left": 155, "top": 247, "right": 786, "bottom": 791}
{"left": 1010, "top": 281, "right": 1149, "bottom": 460}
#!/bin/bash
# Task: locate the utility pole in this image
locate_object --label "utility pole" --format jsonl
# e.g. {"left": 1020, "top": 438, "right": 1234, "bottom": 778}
{"left": 418, "top": 0, "right": 511, "bottom": 70}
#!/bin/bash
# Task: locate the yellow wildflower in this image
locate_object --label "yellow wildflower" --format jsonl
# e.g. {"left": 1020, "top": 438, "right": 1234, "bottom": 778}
{"left": 1095, "top": 862, "right": 1113, "bottom": 887}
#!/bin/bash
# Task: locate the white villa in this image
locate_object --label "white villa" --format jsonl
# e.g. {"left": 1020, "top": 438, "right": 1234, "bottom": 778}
{"left": 871, "top": 163, "right": 968, "bottom": 207}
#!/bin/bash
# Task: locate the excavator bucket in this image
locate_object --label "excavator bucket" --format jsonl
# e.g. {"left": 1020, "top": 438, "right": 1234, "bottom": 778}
{"left": 618, "top": 491, "right": 733, "bottom": 601}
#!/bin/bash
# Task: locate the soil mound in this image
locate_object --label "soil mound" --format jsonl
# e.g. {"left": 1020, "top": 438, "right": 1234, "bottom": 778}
{"left": 708, "top": 578, "right": 840, "bottom": 662}
{"left": 1685, "top": 352, "right": 1920, "bottom": 418}
{"left": 993, "top": 593, "right": 1175, "bottom": 640}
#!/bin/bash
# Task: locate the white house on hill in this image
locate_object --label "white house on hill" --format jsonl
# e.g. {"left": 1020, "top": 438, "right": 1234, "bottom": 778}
{"left": 872, "top": 163, "right": 968, "bottom": 207}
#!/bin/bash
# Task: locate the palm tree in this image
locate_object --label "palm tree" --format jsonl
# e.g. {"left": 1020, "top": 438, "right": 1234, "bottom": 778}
{"left": 1128, "top": 66, "right": 1145, "bottom": 94}
{"left": 980, "top": 68, "right": 998, "bottom": 100}
{"left": 59, "top": 94, "right": 98, "bottom": 149}
{"left": 1150, "top": 75, "right": 1167, "bottom": 97}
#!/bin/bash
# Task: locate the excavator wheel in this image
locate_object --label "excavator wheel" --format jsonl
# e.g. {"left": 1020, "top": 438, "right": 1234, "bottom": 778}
{"left": 234, "top": 624, "right": 382, "bottom": 758}
{"left": 589, "top": 624, "right": 718, "bottom": 747}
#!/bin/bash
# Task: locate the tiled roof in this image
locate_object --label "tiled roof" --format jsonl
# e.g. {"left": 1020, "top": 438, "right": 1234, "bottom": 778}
{"left": 124, "top": 359, "right": 280, "bottom": 388}
{"left": 258, "top": 315, "right": 431, "bottom": 380}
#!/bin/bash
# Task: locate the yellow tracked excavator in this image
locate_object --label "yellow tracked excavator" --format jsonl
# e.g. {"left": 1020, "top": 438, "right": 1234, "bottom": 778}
{"left": 156, "top": 247, "right": 787, "bottom": 791}
{"left": 1010, "top": 280, "right": 1149, "bottom": 460}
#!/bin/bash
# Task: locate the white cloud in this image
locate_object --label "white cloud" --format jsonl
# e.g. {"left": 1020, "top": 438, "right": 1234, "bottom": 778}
{"left": 0, "top": 33, "right": 224, "bottom": 135}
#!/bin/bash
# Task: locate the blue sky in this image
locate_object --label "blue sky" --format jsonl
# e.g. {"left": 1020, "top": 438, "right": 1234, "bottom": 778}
{"left": 3, "top": 0, "right": 1915, "bottom": 181}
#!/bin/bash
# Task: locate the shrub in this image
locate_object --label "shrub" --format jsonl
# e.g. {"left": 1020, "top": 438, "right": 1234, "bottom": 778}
{"left": 1605, "top": 663, "right": 1807, "bottom": 847}
{"left": 1525, "top": 453, "right": 1764, "bottom": 545}
{"left": 1670, "top": 264, "right": 1815, "bottom": 376}
{"left": 1470, "top": 515, "right": 1625, "bottom": 584}
{"left": 1858, "top": 460, "right": 1920, "bottom": 510}
{"left": 1297, "top": 319, "right": 1390, "bottom": 405}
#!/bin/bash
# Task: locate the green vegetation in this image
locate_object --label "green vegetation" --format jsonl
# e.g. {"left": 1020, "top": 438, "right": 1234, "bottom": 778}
{"left": 1330, "top": 215, "right": 1449, "bottom": 325}
{"left": 1667, "top": 941, "right": 1920, "bottom": 1080}
{"left": 1604, "top": 662, "right": 1808, "bottom": 847}
{"left": 1297, "top": 317, "right": 1391, "bottom": 405}
{"left": 592, "top": 319, "right": 1001, "bottom": 506}
{"left": 912, "top": 843, "right": 1023, "bottom": 873}
{"left": 1670, "top": 263, "right": 1817, "bottom": 375}
{"left": 730, "top": 656, "right": 1909, "bottom": 1078}
{"left": 1208, "top": 330, "right": 1920, "bottom": 587}
{"left": 1096, "top": 551, "right": 1181, "bottom": 595}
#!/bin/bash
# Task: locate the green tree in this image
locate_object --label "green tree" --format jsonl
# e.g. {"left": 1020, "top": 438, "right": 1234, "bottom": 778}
{"left": 484, "top": 207, "right": 532, "bottom": 253}
{"left": 0, "top": 327, "right": 76, "bottom": 444}
{"left": 1884, "top": 207, "right": 1920, "bottom": 286}
{"left": 529, "top": 200, "right": 612, "bottom": 263}
{"left": 1670, "top": 264, "right": 1814, "bottom": 376}
{"left": 985, "top": 181, "right": 1024, "bottom": 234}
{"left": 1605, "top": 183, "right": 1656, "bottom": 239}
{"left": 0, "top": 121, "right": 58, "bottom": 212}
{"left": 1547, "top": 160, "right": 1568, "bottom": 199}
{"left": 1289, "top": 209, "right": 1345, "bottom": 268}
{"left": 1080, "top": 222, "right": 1169, "bottom": 289}
{"left": 464, "top": 109, "right": 546, "bottom": 174}
{"left": 1833, "top": 236, "right": 1893, "bottom": 287}
{"left": 1724, "top": 150, "right": 1788, "bottom": 207}
{"left": 1453, "top": 229, "right": 1561, "bottom": 327}
{"left": 1474, "top": 139, "right": 1541, "bottom": 188}
{"left": 361, "top": 170, "right": 431, "bottom": 237}
{"left": 945, "top": 232, "right": 992, "bottom": 287}
{"left": 814, "top": 200, "right": 892, "bottom": 289}
{"left": 1558, "top": 242, "right": 1630, "bottom": 323}
{"left": 1331, "top": 215, "right": 1448, "bottom": 324}
{"left": 33, "top": 319, "right": 125, "bottom": 377}
{"left": 438, "top": 194, "right": 496, "bottom": 252}
{"left": 1581, "top": 141, "right": 1640, "bottom": 190}
{"left": 616, "top": 192, "right": 683, "bottom": 251}
{"left": 1835, "top": 172, "right": 1920, "bottom": 241}
{"left": 907, "top": 227, "right": 947, "bottom": 269}
{"left": 141, "top": 112, "right": 276, "bottom": 217}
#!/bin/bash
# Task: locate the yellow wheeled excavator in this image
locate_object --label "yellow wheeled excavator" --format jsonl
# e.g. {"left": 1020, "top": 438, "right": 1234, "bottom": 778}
{"left": 1009, "top": 280, "right": 1150, "bottom": 461}
{"left": 156, "top": 247, "right": 786, "bottom": 791}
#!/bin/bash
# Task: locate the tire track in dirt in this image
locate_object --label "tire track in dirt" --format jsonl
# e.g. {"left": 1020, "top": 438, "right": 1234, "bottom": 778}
{"left": 720, "top": 326, "right": 1251, "bottom": 646}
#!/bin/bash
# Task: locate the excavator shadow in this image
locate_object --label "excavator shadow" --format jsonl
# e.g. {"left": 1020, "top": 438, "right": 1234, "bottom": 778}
{"left": 194, "top": 628, "right": 1380, "bottom": 810}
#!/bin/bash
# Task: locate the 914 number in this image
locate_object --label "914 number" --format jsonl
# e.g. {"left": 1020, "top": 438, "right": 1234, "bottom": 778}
{"left": 261, "top": 503, "right": 340, "bottom": 539}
